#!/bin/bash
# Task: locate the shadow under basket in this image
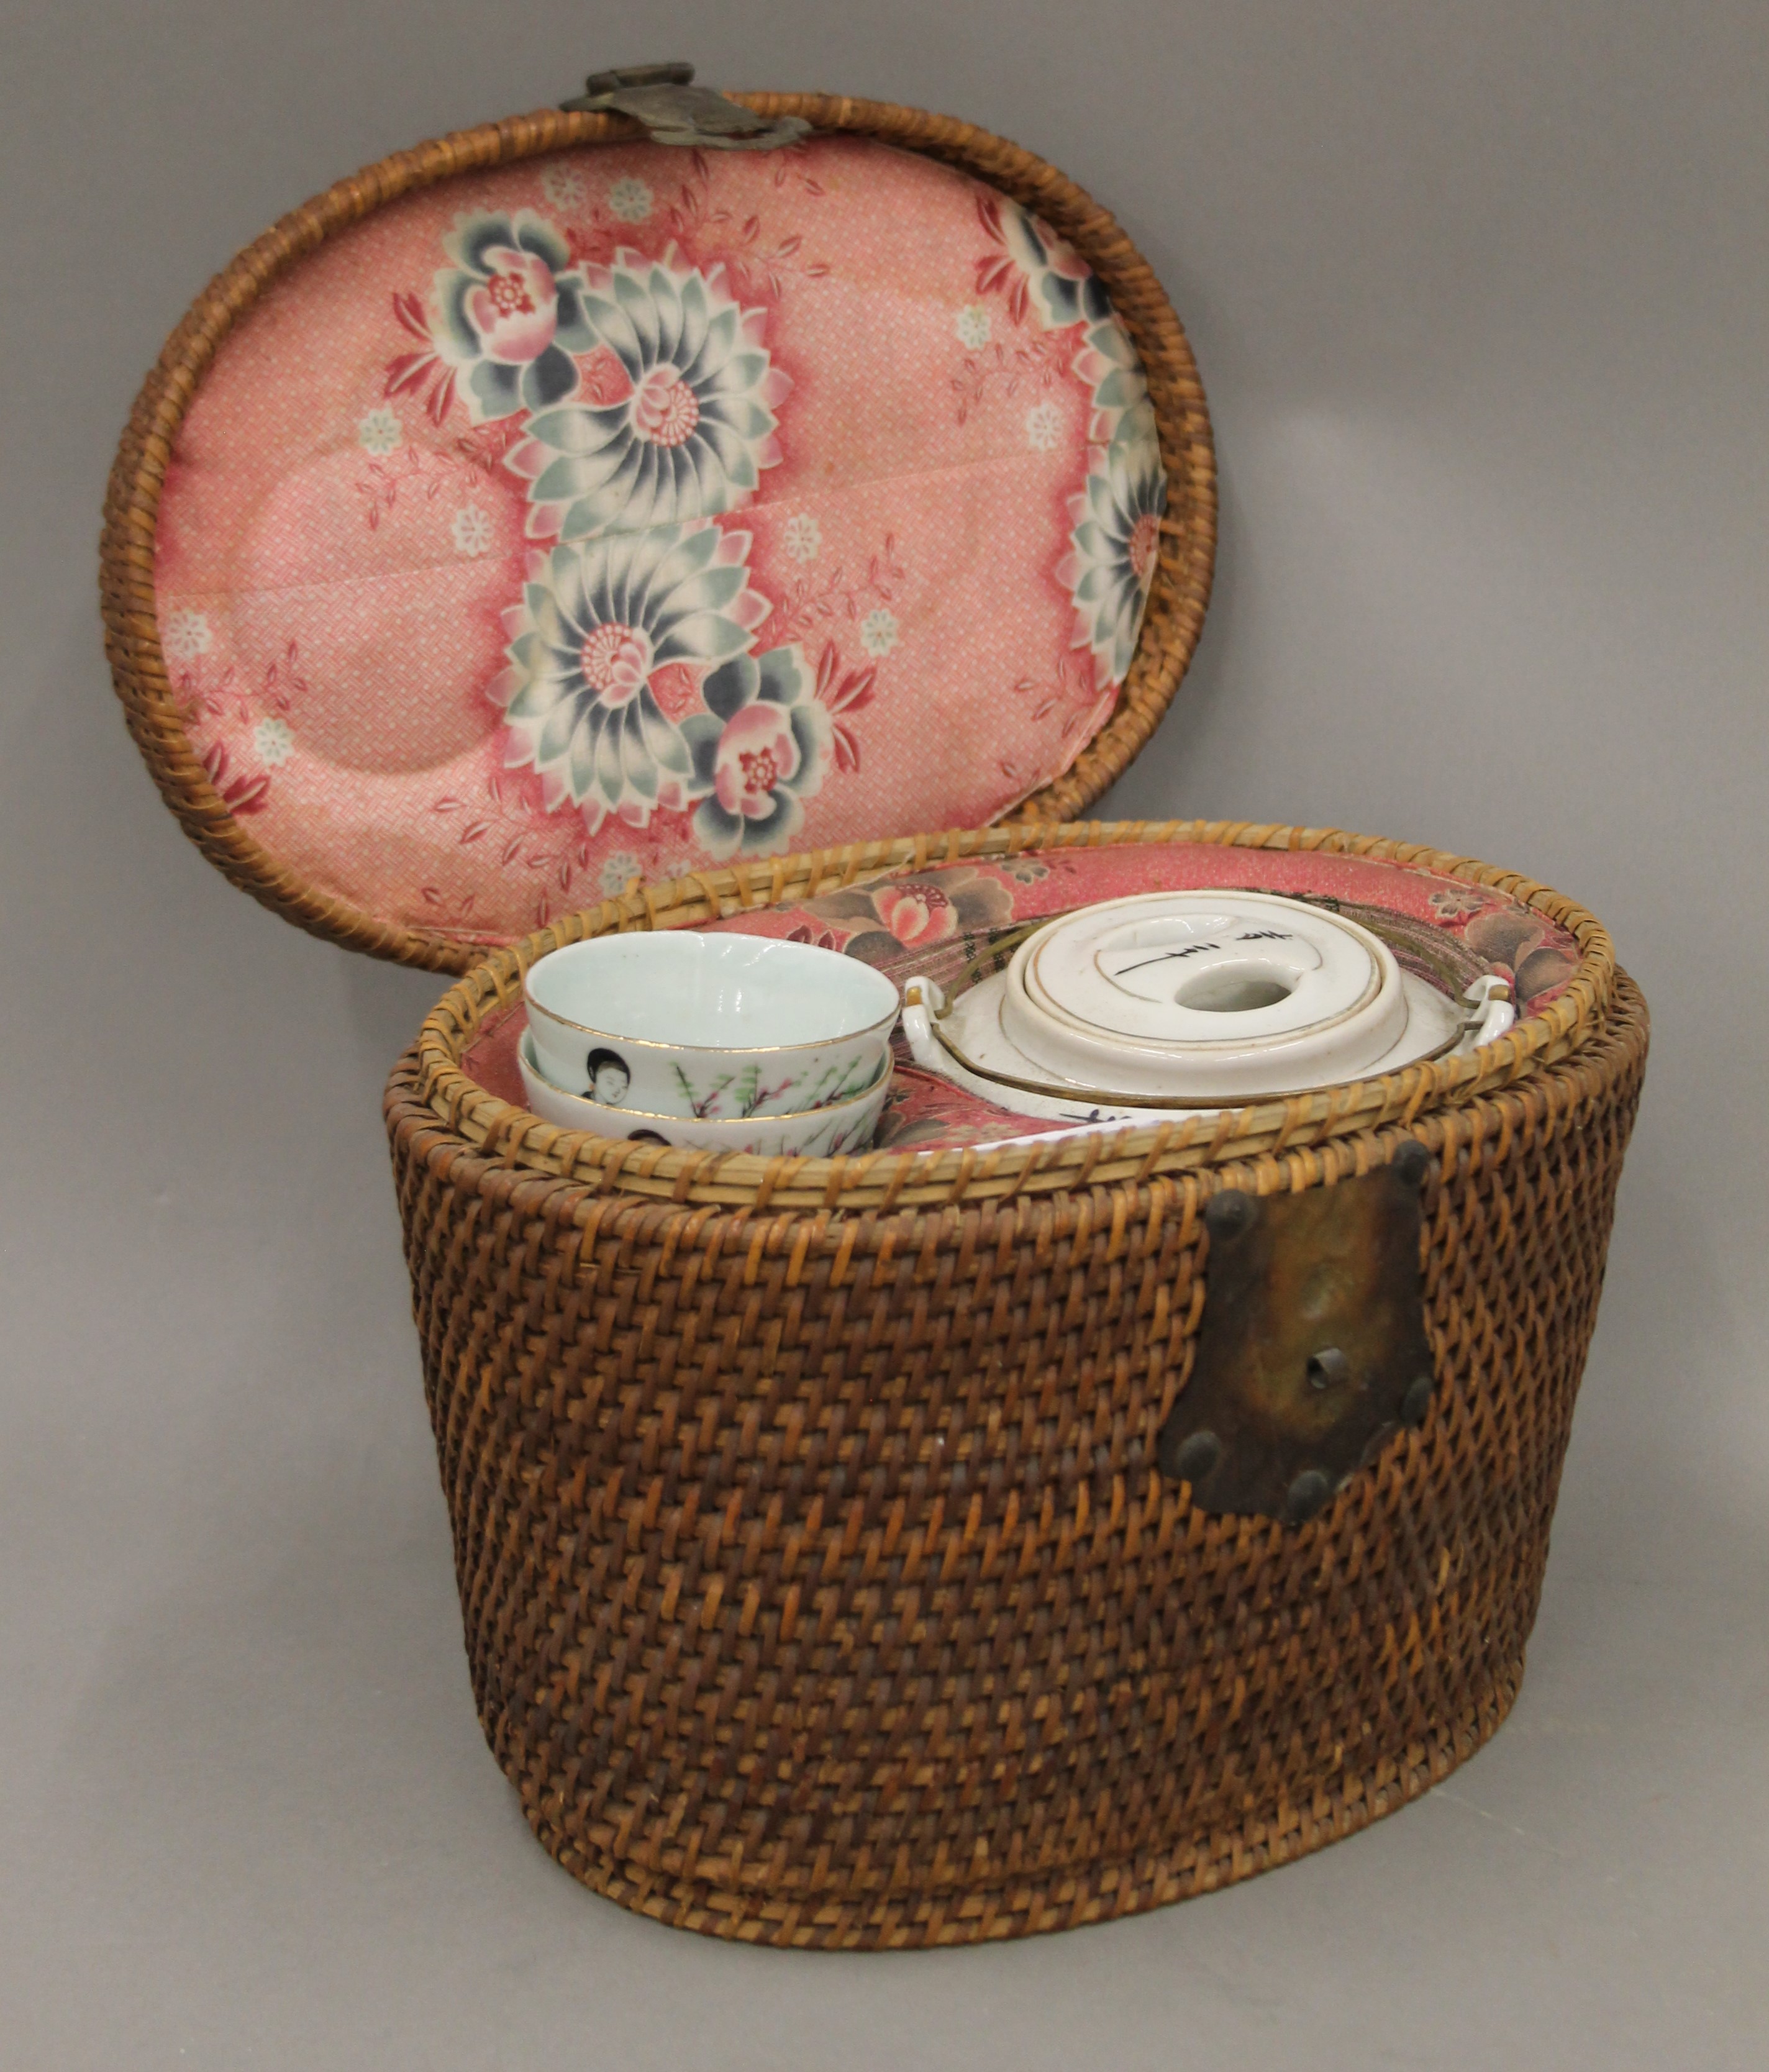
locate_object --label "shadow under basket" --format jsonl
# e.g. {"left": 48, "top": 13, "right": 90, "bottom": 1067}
{"left": 386, "top": 820, "right": 1647, "bottom": 1948}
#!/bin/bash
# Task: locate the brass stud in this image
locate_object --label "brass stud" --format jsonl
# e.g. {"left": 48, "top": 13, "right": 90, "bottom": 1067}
{"left": 1284, "top": 1468, "right": 1332, "bottom": 1525}
{"left": 1400, "top": 1374, "right": 1435, "bottom": 1428}
{"left": 1306, "top": 1347, "right": 1352, "bottom": 1391}
{"left": 1393, "top": 1140, "right": 1432, "bottom": 1188}
{"left": 1203, "top": 1189, "right": 1257, "bottom": 1244}
{"left": 1160, "top": 1425, "right": 1222, "bottom": 1486}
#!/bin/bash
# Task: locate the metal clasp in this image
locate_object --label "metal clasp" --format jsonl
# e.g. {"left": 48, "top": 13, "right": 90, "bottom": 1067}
{"left": 1157, "top": 1145, "right": 1440, "bottom": 1525}
{"left": 562, "top": 62, "right": 812, "bottom": 152}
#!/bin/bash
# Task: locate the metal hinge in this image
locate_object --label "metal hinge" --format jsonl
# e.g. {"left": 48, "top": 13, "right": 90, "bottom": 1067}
{"left": 561, "top": 63, "right": 811, "bottom": 152}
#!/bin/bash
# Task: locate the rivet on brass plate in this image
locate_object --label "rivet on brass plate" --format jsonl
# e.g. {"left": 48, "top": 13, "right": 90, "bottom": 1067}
{"left": 1400, "top": 1374, "right": 1435, "bottom": 1428}
{"left": 1284, "top": 1468, "right": 1332, "bottom": 1525}
{"left": 1160, "top": 1427, "right": 1222, "bottom": 1487}
{"left": 1393, "top": 1139, "right": 1433, "bottom": 1189}
{"left": 1306, "top": 1346, "right": 1352, "bottom": 1391}
{"left": 1203, "top": 1189, "right": 1258, "bottom": 1245}
{"left": 1156, "top": 1153, "right": 1439, "bottom": 1522}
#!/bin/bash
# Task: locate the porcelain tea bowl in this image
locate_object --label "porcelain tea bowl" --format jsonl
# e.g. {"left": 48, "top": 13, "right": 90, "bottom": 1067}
{"left": 523, "top": 932, "right": 899, "bottom": 1120}
{"left": 518, "top": 1031, "right": 893, "bottom": 1158}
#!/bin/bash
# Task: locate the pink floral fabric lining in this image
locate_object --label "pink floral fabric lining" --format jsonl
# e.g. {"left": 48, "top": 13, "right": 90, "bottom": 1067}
{"left": 155, "top": 139, "right": 1164, "bottom": 945}
{"left": 460, "top": 845, "right": 1582, "bottom": 1154}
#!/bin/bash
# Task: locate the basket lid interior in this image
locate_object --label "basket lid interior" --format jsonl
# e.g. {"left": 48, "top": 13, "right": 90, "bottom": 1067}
{"left": 115, "top": 98, "right": 1214, "bottom": 968}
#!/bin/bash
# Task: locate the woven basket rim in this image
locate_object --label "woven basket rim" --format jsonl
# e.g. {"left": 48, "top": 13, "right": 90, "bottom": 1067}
{"left": 98, "top": 91, "right": 1217, "bottom": 975}
{"left": 405, "top": 816, "right": 1620, "bottom": 1211}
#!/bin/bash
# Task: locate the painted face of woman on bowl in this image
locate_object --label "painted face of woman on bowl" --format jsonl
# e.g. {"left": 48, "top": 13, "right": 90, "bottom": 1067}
{"left": 586, "top": 1047, "right": 631, "bottom": 1107}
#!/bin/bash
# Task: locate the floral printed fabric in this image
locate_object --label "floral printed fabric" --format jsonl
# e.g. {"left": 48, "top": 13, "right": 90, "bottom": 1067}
{"left": 154, "top": 139, "right": 1167, "bottom": 944}
{"left": 722, "top": 843, "right": 1581, "bottom": 1011}
{"left": 458, "top": 843, "right": 1583, "bottom": 1155}
{"left": 432, "top": 212, "right": 598, "bottom": 422}
{"left": 494, "top": 520, "right": 769, "bottom": 827}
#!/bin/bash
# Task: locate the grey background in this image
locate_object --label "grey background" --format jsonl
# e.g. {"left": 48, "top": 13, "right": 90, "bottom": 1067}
{"left": 4, "top": 2, "right": 1765, "bottom": 2065}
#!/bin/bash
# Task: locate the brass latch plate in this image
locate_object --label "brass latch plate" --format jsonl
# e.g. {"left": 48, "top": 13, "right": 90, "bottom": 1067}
{"left": 1157, "top": 1146, "right": 1437, "bottom": 1524}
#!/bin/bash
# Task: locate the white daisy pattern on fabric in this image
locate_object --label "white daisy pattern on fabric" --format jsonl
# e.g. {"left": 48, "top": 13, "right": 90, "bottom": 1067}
{"left": 599, "top": 850, "right": 643, "bottom": 899}
{"left": 539, "top": 160, "right": 586, "bottom": 211}
{"left": 955, "top": 304, "right": 991, "bottom": 348}
{"left": 161, "top": 608, "right": 212, "bottom": 663}
{"left": 860, "top": 609, "right": 899, "bottom": 658}
{"left": 451, "top": 506, "right": 494, "bottom": 557}
{"left": 1025, "top": 401, "right": 1062, "bottom": 452}
{"left": 254, "top": 717, "right": 294, "bottom": 766}
{"left": 607, "top": 176, "right": 653, "bottom": 224}
{"left": 357, "top": 406, "right": 402, "bottom": 455}
{"left": 783, "top": 513, "right": 821, "bottom": 564}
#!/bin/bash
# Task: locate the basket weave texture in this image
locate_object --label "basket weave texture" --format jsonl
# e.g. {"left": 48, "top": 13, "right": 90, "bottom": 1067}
{"left": 386, "top": 822, "right": 1647, "bottom": 1946}
{"left": 98, "top": 94, "right": 1215, "bottom": 973}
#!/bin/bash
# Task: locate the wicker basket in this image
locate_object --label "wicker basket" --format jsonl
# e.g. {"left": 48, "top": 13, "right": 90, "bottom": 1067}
{"left": 388, "top": 819, "right": 1646, "bottom": 1945}
{"left": 100, "top": 82, "right": 1647, "bottom": 1949}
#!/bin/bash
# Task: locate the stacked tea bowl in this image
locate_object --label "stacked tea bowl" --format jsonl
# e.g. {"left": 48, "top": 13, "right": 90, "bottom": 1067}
{"left": 519, "top": 933, "right": 898, "bottom": 1156}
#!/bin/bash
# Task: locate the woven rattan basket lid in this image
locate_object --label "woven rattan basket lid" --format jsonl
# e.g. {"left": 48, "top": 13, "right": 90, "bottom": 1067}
{"left": 101, "top": 77, "right": 1215, "bottom": 974}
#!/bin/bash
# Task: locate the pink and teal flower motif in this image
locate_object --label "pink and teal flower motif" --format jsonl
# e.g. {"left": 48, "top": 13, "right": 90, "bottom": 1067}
{"left": 1073, "top": 313, "right": 1158, "bottom": 453}
{"left": 1058, "top": 427, "right": 1168, "bottom": 687}
{"left": 431, "top": 211, "right": 596, "bottom": 423}
{"left": 976, "top": 193, "right": 1109, "bottom": 332}
{"left": 491, "top": 520, "right": 768, "bottom": 831}
{"left": 791, "top": 865, "right": 1017, "bottom": 964}
{"left": 507, "top": 249, "right": 788, "bottom": 542}
{"left": 682, "top": 646, "right": 832, "bottom": 860}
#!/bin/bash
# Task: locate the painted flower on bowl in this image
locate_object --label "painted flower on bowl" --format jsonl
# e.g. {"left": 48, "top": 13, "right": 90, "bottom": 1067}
{"left": 432, "top": 211, "right": 596, "bottom": 422}
{"left": 1058, "top": 424, "right": 1168, "bottom": 687}
{"left": 682, "top": 645, "right": 832, "bottom": 860}
{"left": 492, "top": 519, "right": 768, "bottom": 830}
{"left": 508, "top": 250, "right": 789, "bottom": 541}
{"left": 794, "top": 866, "right": 1016, "bottom": 965}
